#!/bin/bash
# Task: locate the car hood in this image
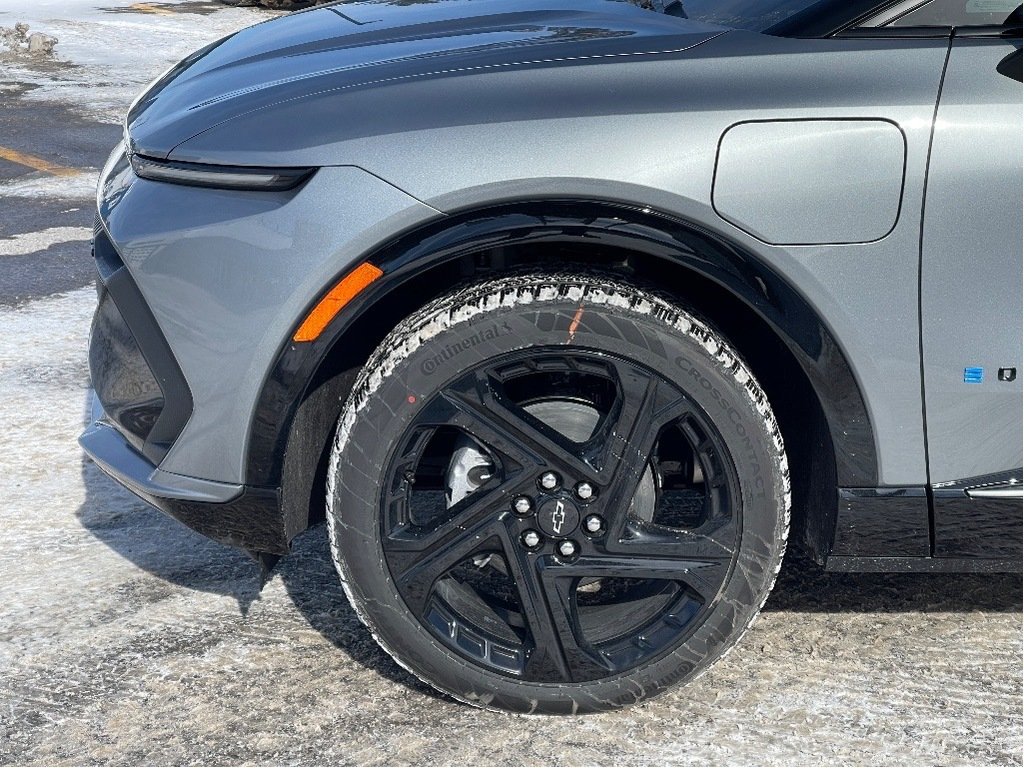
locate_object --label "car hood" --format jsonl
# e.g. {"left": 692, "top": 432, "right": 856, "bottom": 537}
{"left": 126, "top": 0, "right": 727, "bottom": 160}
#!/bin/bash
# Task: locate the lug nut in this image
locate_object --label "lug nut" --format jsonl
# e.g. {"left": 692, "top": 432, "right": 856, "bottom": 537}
{"left": 575, "top": 482, "right": 594, "bottom": 500}
{"left": 539, "top": 472, "right": 559, "bottom": 490}
{"left": 584, "top": 514, "right": 603, "bottom": 534}
{"left": 522, "top": 530, "right": 541, "bottom": 548}
{"left": 513, "top": 496, "right": 532, "bottom": 515}
{"left": 558, "top": 540, "right": 578, "bottom": 558}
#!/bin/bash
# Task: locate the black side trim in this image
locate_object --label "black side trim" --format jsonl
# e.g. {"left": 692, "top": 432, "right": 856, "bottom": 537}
{"left": 954, "top": 23, "right": 1023, "bottom": 38}
{"left": 825, "top": 555, "right": 1020, "bottom": 572}
{"left": 832, "top": 487, "right": 931, "bottom": 557}
{"left": 835, "top": 25, "right": 953, "bottom": 38}
{"left": 93, "top": 228, "right": 193, "bottom": 464}
{"left": 829, "top": 474, "right": 1024, "bottom": 565}
{"left": 932, "top": 469, "right": 1023, "bottom": 560}
{"left": 247, "top": 201, "right": 879, "bottom": 491}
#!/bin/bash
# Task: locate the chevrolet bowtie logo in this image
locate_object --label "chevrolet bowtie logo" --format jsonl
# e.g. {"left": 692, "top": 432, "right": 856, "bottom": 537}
{"left": 551, "top": 500, "right": 566, "bottom": 534}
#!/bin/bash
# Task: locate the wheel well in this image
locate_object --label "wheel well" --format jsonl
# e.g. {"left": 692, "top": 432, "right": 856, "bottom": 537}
{"left": 286, "top": 239, "right": 838, "bottom": 562}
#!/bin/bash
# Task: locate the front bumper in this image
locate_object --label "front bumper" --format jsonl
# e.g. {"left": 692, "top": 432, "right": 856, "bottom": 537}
{"left": 81, "top": 229, "right": 290, "bottom": 554}
{"left": 92, "top": 151, "right": 437, "bottom": 486}
{"left": 82, "top": 145, "right": 436, "bottom": 553}
{"left": 81, "top": 418, "right": 288, "bottom": 554}
{"left": 80, "top": 400, "right": 290, "bottom": 555}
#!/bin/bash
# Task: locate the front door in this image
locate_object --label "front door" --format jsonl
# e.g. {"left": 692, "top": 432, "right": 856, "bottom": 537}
{"left": 919, "top": 13, "right": 1023, "bottom": 559}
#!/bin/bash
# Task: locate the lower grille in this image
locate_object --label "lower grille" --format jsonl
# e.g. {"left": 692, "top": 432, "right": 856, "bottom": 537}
{"left": 89, "top": 224, "right": 193, "bottom": 464}
{"left": 89, "top": 288, "right": 164, "bottom": 455}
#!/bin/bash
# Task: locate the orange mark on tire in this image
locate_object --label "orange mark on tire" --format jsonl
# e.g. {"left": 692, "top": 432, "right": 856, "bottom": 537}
{"left": 567, "top": 304, "right": 585, "bottom": 344}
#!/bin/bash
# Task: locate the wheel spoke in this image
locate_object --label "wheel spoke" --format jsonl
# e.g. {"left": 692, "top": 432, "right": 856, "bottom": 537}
{"left": 440, "top": 369, "right": 595, "bottom": 479}
{"left": 601, "top": 518, "right": 737, "bottom": 601}
{"left": 385, "top": 492, "right": 509, "bottom": 615}
{"left": 560, "top": 553, "right": 728, "bottom": 603}
{"left": 588, "top": 361, "right": 689, "bottom": 536}
{"left": 499, "top": 528, "right": 610, "bottom": 682}
{"left": 624, "top": 515, "right": 737, "bottom": 555}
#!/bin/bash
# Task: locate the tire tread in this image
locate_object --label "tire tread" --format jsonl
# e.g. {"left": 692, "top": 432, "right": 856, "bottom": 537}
{"left": 326, "top": 273, "right": 790, "bottom": 713}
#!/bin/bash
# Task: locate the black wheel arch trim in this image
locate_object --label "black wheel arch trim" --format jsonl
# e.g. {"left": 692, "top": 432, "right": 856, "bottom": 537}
{"left": 247, "top": 199, "right": 880, "bottom": 504}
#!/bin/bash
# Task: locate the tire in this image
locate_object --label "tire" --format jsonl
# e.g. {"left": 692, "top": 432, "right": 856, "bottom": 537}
{"left": 327, "top": 273, "right": 790, "bottom": 714}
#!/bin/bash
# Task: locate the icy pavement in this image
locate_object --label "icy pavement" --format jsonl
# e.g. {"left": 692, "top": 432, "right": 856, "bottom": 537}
{"left": 0, "top": 288, "right": 1021, "bottom": 765}
{"left": 0, "top": 0, "right": 1021, "bottom": 763}
{"left": 0, "top": 0, "right": 277, "bottom": 303}
{"left": 0, "top": 0, "right": 273, "bottom": 124}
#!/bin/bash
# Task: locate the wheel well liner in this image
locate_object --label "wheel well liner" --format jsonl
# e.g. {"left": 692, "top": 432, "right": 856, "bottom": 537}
{"left": 249, "top": 200, "right": 875, "bottom": 557}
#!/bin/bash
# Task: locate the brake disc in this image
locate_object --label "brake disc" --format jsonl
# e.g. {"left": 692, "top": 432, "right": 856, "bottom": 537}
{"left": 445, "top": 399, "right": 658, "bottom": 580}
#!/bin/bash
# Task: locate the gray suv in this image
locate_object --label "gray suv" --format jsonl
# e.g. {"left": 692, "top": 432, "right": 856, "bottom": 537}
{"left": 82, "top": 0, "right": 1023, "bottom": 713}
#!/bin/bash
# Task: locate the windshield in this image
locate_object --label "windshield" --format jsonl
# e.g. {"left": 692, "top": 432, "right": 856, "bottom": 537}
{"left": 679, "top": 0, "right": 828, "bottom": 31}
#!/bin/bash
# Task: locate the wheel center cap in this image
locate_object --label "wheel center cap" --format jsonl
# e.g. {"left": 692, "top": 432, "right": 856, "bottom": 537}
{"left": 536, "top": 496, "right": 581, "bottom": 537}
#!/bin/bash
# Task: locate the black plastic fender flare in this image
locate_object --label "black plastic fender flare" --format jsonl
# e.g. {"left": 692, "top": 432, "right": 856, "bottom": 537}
{"left": 246, "top": 199, "right": 878, "bottom": 496}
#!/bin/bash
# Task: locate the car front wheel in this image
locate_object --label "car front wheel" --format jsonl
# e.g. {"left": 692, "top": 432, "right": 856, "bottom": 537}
{"left": 327, "top": 272, "right": 790, "bottom": 714}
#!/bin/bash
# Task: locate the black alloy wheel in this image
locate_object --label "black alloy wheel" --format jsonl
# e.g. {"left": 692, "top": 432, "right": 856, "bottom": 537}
{"left": 328, "top": 273, "right": 790, "bottom": 714}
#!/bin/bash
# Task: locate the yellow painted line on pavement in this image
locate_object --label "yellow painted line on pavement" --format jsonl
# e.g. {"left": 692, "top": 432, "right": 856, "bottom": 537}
{"left": 0, "top": 146, "right": 80, "bottom": 177}
{"left": 129, "top": 2, "right": 176, "bottom": 15}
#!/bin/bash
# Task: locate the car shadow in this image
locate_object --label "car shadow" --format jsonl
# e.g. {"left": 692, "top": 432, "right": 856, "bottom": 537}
{"left": 76, "top": 391, "right": 1021, "bottom": 700}
{"left": 764, "top": 546, "right": 1022, "bottom": 613}
{"left": 271, "top": 524, "right": 440, "bottom": 698}
{"left": 75, "top": 391, "right": 437, "bottom": 697}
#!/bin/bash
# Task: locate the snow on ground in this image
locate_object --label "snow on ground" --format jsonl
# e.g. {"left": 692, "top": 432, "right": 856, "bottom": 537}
{"left": 0, "top": 0, "right": 1020, "bottom": 764}
{"left": 0, "top": 0, "right": 274, "bottom": 124}
{"left": 0, "top": 171, "right": 98, "bottom": 200}
{"left": 0, "top": 226, "right": 93, "bottom": 256}
{"left": 0, "top": 289, "right": 1021, "bottom": 765}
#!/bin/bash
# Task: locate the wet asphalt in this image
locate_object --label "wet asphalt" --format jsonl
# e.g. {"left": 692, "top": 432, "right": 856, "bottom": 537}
{"left": 0, "top": 82, "right": 117, "bottom": 304}
{"left": 0, "top": 1, "right": 1021, "bottom": 765}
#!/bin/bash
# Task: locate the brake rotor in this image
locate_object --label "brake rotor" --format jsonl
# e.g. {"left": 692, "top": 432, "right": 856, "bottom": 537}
{"left": 445, "top": 398, "right": 658, "bottom": 526}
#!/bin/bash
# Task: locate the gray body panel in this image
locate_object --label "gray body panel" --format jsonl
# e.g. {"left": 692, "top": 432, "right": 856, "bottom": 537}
{"left": 136, "top": 20, "right": 950, "bottom": 486}
{"left": 100, "top": 164, "right": 439, "bottom": 483}
{"left": 93, "top": 0, "right": 1018, "bottom": 499}
{"left": 920, "top": 35, "right": 1023, "bottom": 483}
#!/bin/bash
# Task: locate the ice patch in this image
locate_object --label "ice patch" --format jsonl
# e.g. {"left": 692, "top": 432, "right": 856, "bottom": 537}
{"left": 0, "top": 171, "right": 98, "bottom": 201}
{"left": 0, "top": 0, "right": 272, "bottom": 124}
{"left": 0, "top": 226, "right": 92, "bottom": 255}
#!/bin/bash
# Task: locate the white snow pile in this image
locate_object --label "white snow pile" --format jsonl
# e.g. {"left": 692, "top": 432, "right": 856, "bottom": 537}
{"left": 0, "top": 23, "right": 59, "bottom": 55}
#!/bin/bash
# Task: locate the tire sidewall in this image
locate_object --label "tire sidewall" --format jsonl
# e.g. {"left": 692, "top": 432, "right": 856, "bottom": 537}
{"left": 331, "top": 280, "right": 787, "bottom": 713}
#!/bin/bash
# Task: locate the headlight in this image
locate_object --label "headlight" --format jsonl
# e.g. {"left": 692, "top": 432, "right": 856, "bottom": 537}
{"left": 129, "top": 154, "right": 315, "bottom": 191}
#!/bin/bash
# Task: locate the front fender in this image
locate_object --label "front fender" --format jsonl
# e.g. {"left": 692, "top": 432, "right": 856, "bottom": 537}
{"left": 248, "top": 199, "right": 878, "bottom": 498}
